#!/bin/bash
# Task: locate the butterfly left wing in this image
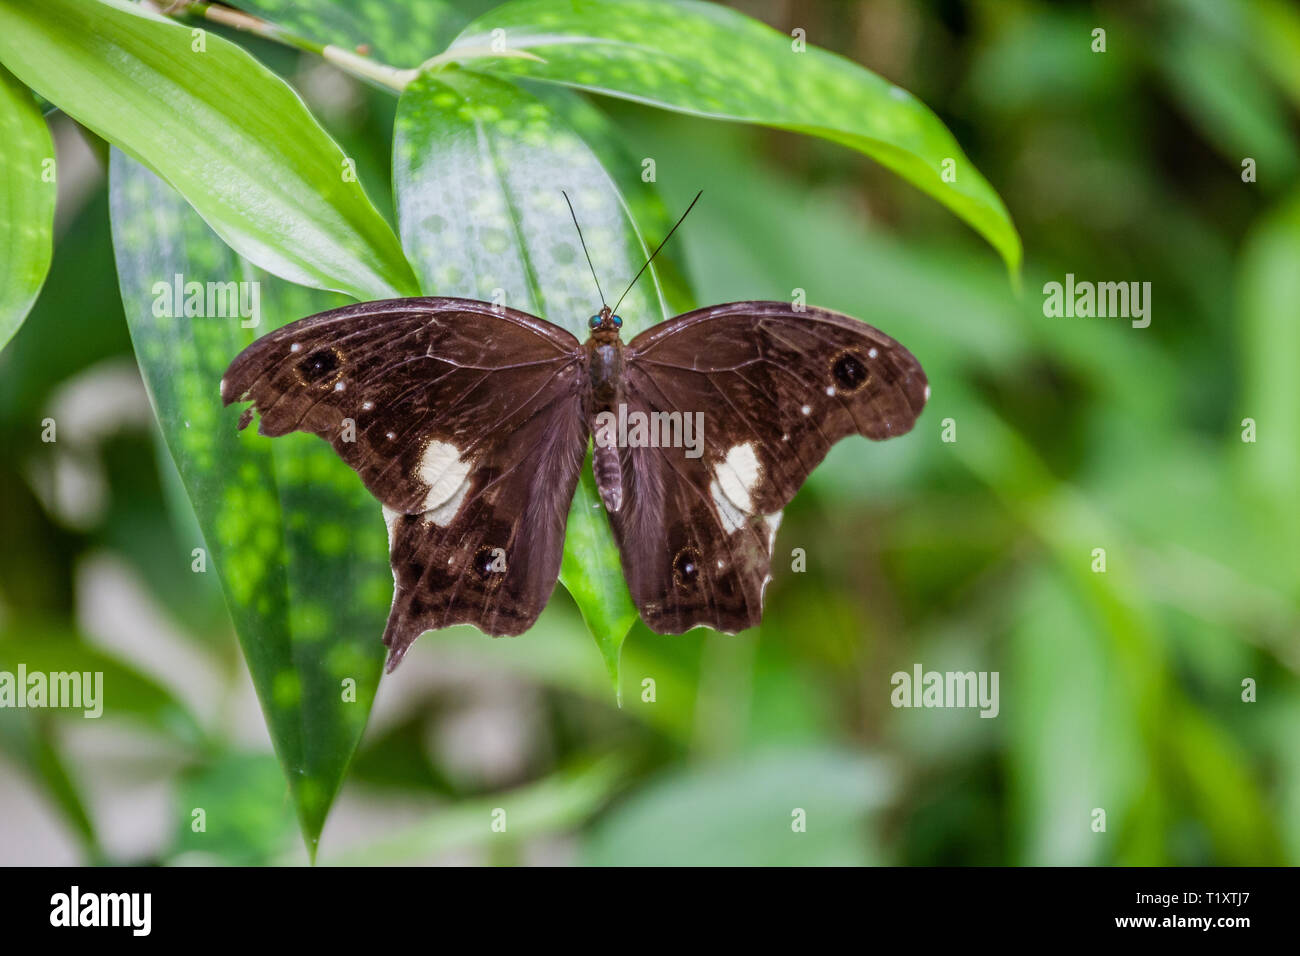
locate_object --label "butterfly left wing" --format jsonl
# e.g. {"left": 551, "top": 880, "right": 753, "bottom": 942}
{"left": 612, "top": 301, "right": 928, "bottom": 634}
{"left": 221, "top": 297, "right": 582, "bottom": 516}
{"left": 220, "top": 297, "right": 590, "bottom": 668}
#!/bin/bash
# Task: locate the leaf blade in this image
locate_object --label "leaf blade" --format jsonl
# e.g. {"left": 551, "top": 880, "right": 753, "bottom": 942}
{"left": 108, "top": 152, "right": 390, "bottom": 857}
{"left": 449, "top": 0, "right": 1022, "bottom": 273}
{"left": 0, "top": 0, "right": 416, "bottom": 300}
{"left": 0, "top": 63, "right": 55, "bottom": 350}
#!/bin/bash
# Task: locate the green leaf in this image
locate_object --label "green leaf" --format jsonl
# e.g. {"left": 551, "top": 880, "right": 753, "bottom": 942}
{"left": 449, "top": 0, "right": 1022, "bottom": 274}
{"left": 0, "top": 0, "right": 416, "bottom": 300}
{"left": 527, "top": 81, "right": 696, "bottom": 315}
{"left": 0, "top": 63, "right": 55, "bottom": 351}
{"left": 171, "top": 752, "right": 299, "bottom": 865}
{"left": 108, "top": 151, "right": 391, "bottom": 859}
{"left": 560, "top": 464, "right": 639, "bottom": 698}
{"left": 394, "top": 67, "right": 662, "bottom": 689}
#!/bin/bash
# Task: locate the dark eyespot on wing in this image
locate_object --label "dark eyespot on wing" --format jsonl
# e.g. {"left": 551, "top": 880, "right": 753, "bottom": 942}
{"left": 295, "top": 347, "right": 343, "bottom": 387}
{"left": 832, "top": 351, "right": 869, "bottom": 391}
{"left": 672, "top": 547, "right": 701, "bottom": 590}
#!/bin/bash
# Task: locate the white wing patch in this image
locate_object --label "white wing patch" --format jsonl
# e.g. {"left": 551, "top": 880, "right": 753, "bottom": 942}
{"left": 382, "top": 505, "right": 401, "bottom": 549}
{"left": 715, "top": 442, "right": 761, "bottom": 514}
{"left": 763, "top": 510, "right": 783, "bottom": 552}
{"left": 709, "top": 480, "right": 746, "bottom": 534}
{"left": 423, "top": 476, "right": 472, "bottom": 528}
{"left": 418, "top": 440, "right": 472, "bottom": 513}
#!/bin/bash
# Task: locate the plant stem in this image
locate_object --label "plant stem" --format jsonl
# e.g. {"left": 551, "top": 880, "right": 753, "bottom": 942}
{"left": 155, "top": 2, "right": 545, "bottom": 93}
{"left": 159, "top": 1, "right": 416, "bottom": 91}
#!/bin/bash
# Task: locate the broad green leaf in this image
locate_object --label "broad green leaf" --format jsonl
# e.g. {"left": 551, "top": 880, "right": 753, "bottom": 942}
{"left": 108, "top": 151, "right": 391, "bottom": 858}
{"left": 527, "top": 81, "right": 696, "bottom": 316}
{"left": 0, "top": 63, "right": 55, "bottom": 351}
{"left": 394, "top": 68, "right": 665, "bottom": 689}
{"left": 236, "top": 0, "right": 698, "bottom": 314}
{"left": 394, "top": 68, "right": 668, "bottom": 336}
{"left": 561, "top": 464, "right": 638, "bottom": 698}
{"left": 581, "top": 748, "right": 894, "bottom": 865}
{"left": 450, "top": 0, "right": 1022, "bottom": 274}
{"left": 0, "top": 0, "right": 416, "bottom": 300}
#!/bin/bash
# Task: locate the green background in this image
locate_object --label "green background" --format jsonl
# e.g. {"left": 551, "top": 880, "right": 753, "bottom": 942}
{"left": 0, "top": 0, "right": 1296, "bottom": 865}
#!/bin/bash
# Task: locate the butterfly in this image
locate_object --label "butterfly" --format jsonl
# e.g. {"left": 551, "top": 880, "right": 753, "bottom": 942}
{"left": 221, "top": 193, "right": 929, "bottom": 670}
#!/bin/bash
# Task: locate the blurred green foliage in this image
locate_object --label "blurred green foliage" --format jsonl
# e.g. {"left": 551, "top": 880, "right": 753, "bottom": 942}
{"left": 0, "top": 0, "right": 1296, "bottom": 866}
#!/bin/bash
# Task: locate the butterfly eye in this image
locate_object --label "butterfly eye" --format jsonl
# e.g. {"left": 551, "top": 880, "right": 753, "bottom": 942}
{"left": 589, "top": 315, "right": 601, "bottom": 330}
{"left": 611, "top": 314, "right": 623, "bottom": 328}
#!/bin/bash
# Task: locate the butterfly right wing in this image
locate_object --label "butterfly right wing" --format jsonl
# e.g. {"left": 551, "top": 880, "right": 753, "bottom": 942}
{"left": 222, "top": 297, "right": 590, "bottom": 665}
{"left": 380, "top": 380, "right": 589, "bottom": 667}
{"left": 611, "top": 301, "right": 928, "bottom": 635}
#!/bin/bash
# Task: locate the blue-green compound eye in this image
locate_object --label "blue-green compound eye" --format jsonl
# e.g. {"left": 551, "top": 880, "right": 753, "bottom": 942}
{"left": 588, "top": 315, "right": 601, "bottom": 330}
{"left": 612, "top": 314, "right": 623, "bottom": 328}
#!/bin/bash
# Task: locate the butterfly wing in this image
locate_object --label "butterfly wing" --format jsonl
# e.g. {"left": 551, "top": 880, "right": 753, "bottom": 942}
{"left": 613, "top": 301, "right": 928, "bottom": 634}
{"left": 221, "top": 297, "right": 589, "bottom": 667}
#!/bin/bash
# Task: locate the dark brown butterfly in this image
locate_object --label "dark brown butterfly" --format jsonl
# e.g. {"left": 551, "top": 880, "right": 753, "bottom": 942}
{"left": 221, "top": 197, "right": 928, "bottom": 670}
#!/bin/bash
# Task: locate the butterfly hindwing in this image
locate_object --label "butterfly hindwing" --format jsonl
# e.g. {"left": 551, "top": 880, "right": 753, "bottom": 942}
{"left": 221, "top": 297, "right": 590, "bottom": 666}
{"left": 612, "top": 301, "right": 929, "bottom": 634}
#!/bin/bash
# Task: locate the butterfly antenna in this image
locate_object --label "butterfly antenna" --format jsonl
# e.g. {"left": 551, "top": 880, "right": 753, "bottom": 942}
{"left": 563, "top": 190, "right": 607, "bottom": 310}
{"left": 612, "top": 190, "right": 702, "bottom": 315}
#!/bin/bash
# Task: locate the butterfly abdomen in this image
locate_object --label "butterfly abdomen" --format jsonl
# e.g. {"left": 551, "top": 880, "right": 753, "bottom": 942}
{"left": 593, "top": 438, "right": 624, "bottom": 513}
{"left": 584, "top": 335, "right": 626, "bottom": 512}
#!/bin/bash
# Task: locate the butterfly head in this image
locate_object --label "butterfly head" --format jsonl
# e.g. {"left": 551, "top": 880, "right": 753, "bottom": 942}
{"left": 587, "top": 305, "right": 623, "bottom": 340}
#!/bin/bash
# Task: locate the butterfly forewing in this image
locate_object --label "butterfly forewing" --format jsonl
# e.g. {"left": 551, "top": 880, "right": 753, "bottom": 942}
{"left": 614, "top": 301, "right": 928, "bottom": 634}
{"left": 221, "top": 297, "right": 583, "bottom": 516}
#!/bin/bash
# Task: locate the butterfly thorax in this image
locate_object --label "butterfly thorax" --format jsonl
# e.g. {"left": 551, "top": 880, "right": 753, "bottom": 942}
{"left": 585, "top": 331, "right": 623, "bottom": 405}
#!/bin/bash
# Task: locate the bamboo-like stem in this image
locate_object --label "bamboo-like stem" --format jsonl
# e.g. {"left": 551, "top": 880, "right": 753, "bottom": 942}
{"left": 156, "top": 1, "right": 544, "bottom": 93}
